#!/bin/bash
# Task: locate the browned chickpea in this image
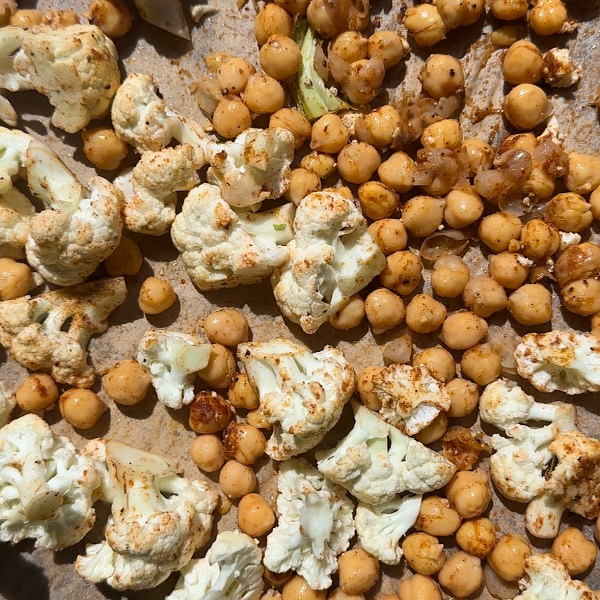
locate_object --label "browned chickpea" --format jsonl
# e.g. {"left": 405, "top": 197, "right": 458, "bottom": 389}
{"left": 82, "top": 127, "right": 129, "bottom": 171}
{"left": 255, "top": 4, "right": 293, "bottom": 45}
{"left": 405, "top": 294, "right": 447, "bottom": 334}
{"left": 488, "top": 252, "right": 532, "bottom": 289}
{"left": 213, "top": 96, "right": 252, "bottom": 139}
{"left": 358, "top": 181, "right": 399, "bottom": 220}
{"left": 103, "top": 359, "right": 151, "bottom": 406}
{"left": 545, "top": 192, "right": 593, "bottom": 233}
{"left": 488, "top": 534, "right": 531, "bottom": 581}
{"left": 461, "top": 138, "right": 494, "bottom": 177}
{"left": 561, "top": 279, "right": 600, "bottom": 316}
{"left": 300, "top": 152, "right": 337, "bottom": 179}
{"left": 259, "top": 34, "right": 301, "bottom": 80}
{"left": 354, "top": 105, "right": 404, "bottom": 149}
{"left": 103, "top": 236, "right": 143, "bottom": 277}
{"left": 338, "top": 142, "right": 381, "bottom": 184}
{"left": 502, "top": 41, "right": 544, "bottom": 85}
{"left": 338, "top": 549, "right": 379, "bottom": 595}
{"left": 402, "top": 532, "right": 446, "bottom": 576}
{"left": 421, "top": 119, "right": 462, "bottom": 150}
{"left": 402, "top": 196, "right": 445, "bottom": 238}
{"left": 455, "top": 518, "right": 496, "bottom": 558}
{"left": 367, "top": 31, "right": 409, "bottom": 70}
{"left": 421, "top": 54, "right": 464, "bottom": 100}
{"left": 247, "top": 407, "right": 272, "bottom": 430}
{"left": 217, "top": 57, "right": 256, "bottom": 95}
{"left": 431, "top": 255, "right": 470, "bottom": 299}
{"left": 228, "top": 373, "right": 259, "bottom": 410}
{"left": 592, "top": 313, "right": 600, "bottom": 340}
{"left": 491, "top": 0, "right": 528, "bottom": 20}
{"left": 380, "top": 251, "right": 422, "bottom": 295}
{"left": 222, "top": 422, "right": 266, "bottom": 465}
{"left": 520, "top": 219, "right": 560, "bottom": 261}
{"left": 60, "top": 388, "right": 107, "bottom": 429}
{"left": 204, "top": 309, "right": 249, "bottom": 347}
{"left": 189, "top": 390, "right": 232, "bottom": 434}
{"left": 357, "top": 366, "right": 385, "bottom": 411}
{"left": 10, "top": 9, "right": 43, "bottom": 28}
{"left": 265, "top": 567, "right": 294, "bottom": 589}
{"left": 414, "top": 412, "right": 449, "bottom": 445}
{"left": 441, "top": 312, "right": 488, "bottom": 350}
{"left": 138, "top": 276, "right": 177, "bottom": 315}
{"left": 284, "top": 168, "right": 322, "bottom": 205}
{"left": 444, "top": 188, "right": 484, "bottom": 229}
{"left": 463, "top": 276, "right": 508, "bottom": 318}
{"left": 190, "top": 434, "right": 226, "bottom": 472}
{"left": 244, "top": 73, "right": 285, "bottom": 114}
{"left": 398, "top": 574, "right": 441, "bottom": 600}
{"left": 219, "top": 459, "right": 256, "bottom": 499}
{"left": 503, "top": 84, "right": 551, "bottom": 131}
{"left": 378, "top": 151, "right": 415, "bottom": 193}
{"left": 88, "top": 0, "right": 133, "bottom": 38}
{"left": 446, "top": 378, "right": 479, "bottom": 418}
{"left": 551, "top": 527, "right": 597, "bottom": 575}
{"left": 0, "top": 258, "right": 34, "bottom": 301}
{"left": 330, "top": 295, "right": 365, "bottom": 330}
{"left": 460, "top": 343, "right": 502, "bottom": 386}
{"left": 416, "top": 496, "right": 462, "bottom": 537}
{"left": 437, "top": 551, "right": 483, "bottom": 598}
{"left": 413, "top": 347, "right": 456, "bottom": 383}
{"left": 404, "top": 4, "right": 447, "bottom": 47}
{"left": 311, "top": 114, "right": 350, "bottom": 154}
{"left": 198, "top": 344, "right": 236, "bottom": 389}
{"left": 478, "top": 213, "right": 522, "bottom": 252}
{"left": 367, "top": 219, "right": 408, "bottom": 256}
{"left": 565, "top": 152, "right": 600, "bottom": 195}
{"left": 446, "top": 469, "right": 491, "bottom": 518}
{"left": 270, "top": 109, "right": 312, "bottom": 150}
{"left": 508, "top": 283, "right": 552, "bottom": 325}
{"left": 238, "top": 493, "right": 276, "bottom": 537}
{"left": 331, "top": 31, "right": 368, "bottom": 64}
{"left": 16, "top": 373, "right": 59, "bottom": 412}
{"left": 529, "top": 0, "right": 568, "bottom": 36}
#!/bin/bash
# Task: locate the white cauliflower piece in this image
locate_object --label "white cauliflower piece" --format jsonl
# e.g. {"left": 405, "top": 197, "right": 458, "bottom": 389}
{"left": 0, "top": 414, "right": 100, "bottom": 549}
{"left": 272, "top": 191, "right": 386, "bottom": 334}
{"left": 237, "top": 338, "right": 355, "bottom": 461}
{"left": 166, "top": 531, "right": 263, "bottom": 600}
{"left": 0, "top": 277, "right": 127, "bottom": 387}
{"left": 76, "top": 440, "right": 218, "bottom": 591}
{"left": 514, "top": 330, "right": 600, "bottom": 394}
{"left": 543, "top": 48, "right": 581, "bottom": 88}
{"left": 133, "top": 0, "right": 190, "bottom": 39}
{"left": 0, "top": 383, "right": 15, "bottom": 427}
{"left": 515, "top": 553, "right": 595, "bottom": 600}
{"left": 374, "top": 364, "right": 451, "bottom": 435}
{"left": 171, "top": 184, "right": 295, "bottom": 291}
{"left": 264, "top": 458, "right": 355, "bottom": 591}
{"left": 316, "top": 402, "right": 456, "bottom": 505}
{"left": 355, "top": 494, "right": 422, "bottom": 565}
{"left": 137, "top": 330, "right": 212, "bottom": 409}
{"left": 0, "top": 25, "right": 119, "bottom": 133}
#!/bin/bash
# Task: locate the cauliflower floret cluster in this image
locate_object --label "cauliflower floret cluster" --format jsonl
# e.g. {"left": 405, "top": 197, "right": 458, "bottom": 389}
{"left": 0, "top": 383, "right": 15, "bottom": 427}
{"left": 264, "top": 458, "right": 355, "bottom": 591}
{"left": 0, "top": 188, "right": 35, "bottom": 257}
{"left": 238, "top": 338, "right": 355, "bottom": 461}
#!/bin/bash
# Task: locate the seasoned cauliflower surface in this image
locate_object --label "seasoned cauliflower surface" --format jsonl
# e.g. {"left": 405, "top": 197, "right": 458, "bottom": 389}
{"left": 0, "top": 383, "right": 14, "bottom": 427}
{"left": 0, "top": 188, "right": 35, "bottom": 255}
{"left": 238, "top": 338, "right": 355, "bottom": 461}
{"left": 264, "top": 458, "right": 355, "bottom": 591}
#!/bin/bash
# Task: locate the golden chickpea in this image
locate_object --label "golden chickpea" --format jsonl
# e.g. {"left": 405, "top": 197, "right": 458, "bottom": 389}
{"left": 343, "top": 58, "right": 386, "bottom": 105}
{"left": 354, "top": 105, "right": 404, "bottom": 149}
{"left": 446, "top": 469, "right": 491, "bottom": 518}
{"left": 338, "top": 142, "right": 381, "bottom": 185}
{"left": 198, "top": 344, "right": 236, "bottom": 389}
{"left": 502, "top": 41, "right": 544, "bottom": 85}
{"left": 402, "top": 532, "right": 446, "bottom": 576}
{"left": 529, "top": 0, "right": 567, "bottom": 36}
{"left": 520, "top": 219, "right": 560, "bottom": 261}
{"left": 380, "top": 251, "right": 422, "bottom": 296}
{"left": 378, "top": 151, "right": 415, "bottom": 193}
{"left": 503, "top": 84, "right": 551, "bottom": 131}
{"left": 190, "top": 434, "right": 226, "bottom": 472}
{"left": 431, "top": 255, "right": 470, "bottom": 299}
{"left": 219, "top": 459, "right": 256, "bottom": 499}
{"left": 456, "top": 518, "right": 496, "bottom": 558}
{"left": 446, "top": 378, "right": 479, "bottom": 417}
{"left": 421, "top": 119, "right": 462, "bottom": 150}
{"left": 330, "top": 295, "right": 365, "bottom": 330}
{"left": 264, "top": 568, "right": 293, "bottom": 589}
{"left": 306, "top": 0, "right": 341, "bottom": 37}
{"left": 405, "top": 294, "right": 447, "bottom": 334}
{"left": 413, "top": 347, "right": 456, "bottom": 382}
{"left": 283, "top": 576, "right": 326, "bottom": 600}
{"left": 488, "top": 252, "right": 531, "bottom": 289}
{"left": 437, "top": 551, "right": 483, "bottom": 598}
{"left": 259, "top": 34, "right": 301, "bottom": 80}
{"left": 490, "top": 0, "right": 528, "bottom": 20}
{"left": 328, "top": 590, "right": 365, "bottom": 600}
{"left": 443, "top": 188, "right": 484, "bottom": 229}
{"left": 87, "top": 0, "right": 132, "bottom": 38}
{"left": 102, "top": 359, "right": 151, "bottom": 406}
{"left": 463, "top": 276, "right": 508, "bottom": 318}
{"left": 590, "top": 186, "right": 600, "bottom": 220}
{"left": 478, "top": 213, "right": 522, "bottom": 253}
{"left": 402, "top": 196, "right": 445, "bottom": 238}
{"left": 15, "top": 373, "right": 59, "bottom": 412}
{"left": 270, "top": 108, "right": 312, "bottom": 150}
{"left": 189, "top": 390, "right": 232, "bottom": 434}
{"left": 0, "top": 258, "right": 33, "bottom": 301}
{"left": 488, "top": 534, "right": 531, "bottom": 581}
{"left": 441, "top": 312, "right": 488, "bottom": 350}
{"left": 561, "top": 279, "right": 600, "bottom": 316}
{"left": 0, "top": 1, "right": 12, "bottom": 25}
{"left": 228, "top": 373, "right": 259, "bottom": 410}
{"left": 545, "top": 193, "right": 593, "bottom": 233}
{"left": 275, "top": 0, "right": 310, "bottom": 15}
{"left": 254, "top": 4, "right": 293, "bottom": 45}
{"left": 367, "top": 31, "right": 409, "bottom": 70}
{"left": 238, "top": 493, "right": 276, "bottom": 537}
{"left": 421, "top": 54, "right": 464, "bottom": 100}
{"left": 103, "top": 236, "right": 143, "bottom": 277}
{"left": 213, "top": 96, "right": 252, "bottom": 139}
{"left": 460, "top": 343, "right": 502, "bottom": 386}
{"left": 10, "top": 9, "right": 43, "bottom": 28}
{"left": 551, "top": 527, "right": 597, "bottom": 575}
{"left": 398, "top": 574, "right": 441, "bottom": 600}
{"left": 204, "top": 309, "right": 249, "bottom": 347}
{"left": 222, "top": 422, "right": 266, "bottom": 465}
{"left": 138, "top": 276, "right": 176, "bottom": 315}
{"left": 414, "top": 412, "right": 449, "bottom": 444}
{"left": 82, "top": 127, "right": 128, "bottom": 171}
{"left": 404, "top": 4, "right": 447, "bottom": 47}
{"left": 358, "top": 181, "right": 399, "bottom": 220}
{"left": 357, "top": 366, "right": 385, "bottom": 411}
{"left": 331, "top": 31, "right": 368, "bottom": 64}
{"left": 328, "top": 185, "right": 354, "bottom": 200}
{"left": 310, "top": 114, "right": 350, "bottom": 154}
{"left": 59, "top": 388, "right": 107, "bottom": 429}
{"left": 367, "top": 219, "right": 408, "bottom": 255}
{"left": 508, "top": 283, "right": 552, "bottom": 325}
{"left": 461, "top": 138, "right": 494, "bottom": 177}
{"left": 592, "top": 313, "right": 600, "bottom": 340}
{"left": 565, "top": 152, "right": 600, "bottom": 195}
{"left": 217, "top": 57, "right": 255, "bottom": 95}
{"left": 364, "top": 289, "right": 405, "bottom": 334}
{"left": 244, "top": 73, "right": 285, "bottom": 114}
{"left": 416, "top": 496, "right": 462, "bottom": 537}
{"left": 300, "top": 152, "right": 337, "bottom": 178}
{"left": 338, "top": 549, "right": 379, "bottom": 595}
{"left": 284, "top": 168, "right": 322, "bottom": 205}
{"left": 204, "top": 52, "right": 233, "bottom": 73}
{"left": 246, "top": 407, "right": 272, "bottom": 430}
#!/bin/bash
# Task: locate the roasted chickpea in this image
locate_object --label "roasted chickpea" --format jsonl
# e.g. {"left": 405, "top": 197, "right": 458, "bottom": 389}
{"left": 274, "top": 0, "right": 310, "bottom": 16}
{"left": 0, "top": 2, "right": 13, "bottom": 26}
{"left": 414, "top": 412, "right": 449, "bottom": 444}
{"left": 508, "top": 283, "right": 552, "bottom": 325}
{"left": 331, "top": 31, "right": 368, "bottom": 64}
{"left": 270, "top": 108, "right": 312, "bottom": 150}
{"left": 592, "top": 313, "right": 600, "bottom": 340}
{"left": 263, "top": 590, "right": 283, "bottom": 599}
{"left": 356, "top": 366, "right": 385, "bottom": 411}
{"left": 16, "top": 373, "right": 59, "bottom": 412}
{"left": 338, "top": 549, "right": 379, "bottom": 595}
{"left": 502, "top": 41, "right": 544, "bottom": 85}
{"left": 402, "top": 196, "right": 445, "bottom": 238}
{"left": 222, "top": 422, "right": 266, "bottom": 465}
{"left": 398, "top": 574, "right": 441, "bottom": 600}
{"left": 460, "top": 343, "right": 502, "bottom": 386}
{"left": 358, "top": 181, "right": 399, "bottom": 220}
{"left": 219, "top": 459, "right": 256, "bottom": 499}
{"left": 330, "top": 295, "right": 365, "bottom": 330}
{"left": 402, "top": 532, "right": 446, "bottom": 576}
{"left": 246, "top": 407, "right": 272, "bottom": 430}
{"left": 551, "top": 527, "right": 597, "bottom": 575}
{"left": 378, "top": 151, "right": 415, "bottom": 193}
{"left": 405, "top": 294, "right": 447, "bottom": 334}
{"left": 421, "top": 119, "right": 462, "bottom": 150}
{"left": 590, "top": 186, "right": 600, "bottom": 220}
{"left": 404, "top": 4, "right": 447, "bottom": 47}
{"left": 0, "top": 258, "right": 33, "bottom": 300}
{"left": 354, "top": 106, "right": 404, "bottom": 149}
{"left": 311, "top": 114, "right": 350, "bottom": 154}
{"left": 478, "top": 212, "right": 522, "bottom": 252}
{"left": 204, "top": 309, "right": 249, "bottom": 347}
{"left": 364, "top": 289, "right": 405, "bottom": 335}
{"left": 138, "top": 276, "right": 177, "bottom": 315}
{"left": 306, "top": 0, "right": 342, "bottom": 37}
{"left": 441, "top": 312, "right": 488, "bottom": 350}
{"left": 217, "top": 57, "right": 255, "bottom": 95}
{"left": 189, "top": 390, "right": 232, "bottom": 434}
{"left": 431, "top": 255, "right": 470, "bottom": 299}
{"left": 444, "top": 188, "right": 484, "bottom": 228}
{"left": 238, "top": 493, "right": 276, "bottom": 537}
{"left": 416, "top": 496, "right": 462, "bottom": 537}
{"left": 264, "top": 568, "right": 294, "bottom": 589}
{"left": 367, "top": 30, "right": 409, "bottom": 70}
{"left": 87, "top": 0, "right": 132, "bottom": 37}
{"left": 103, "top": 236, "right": 143, "bottom": 277}
{"left": 545, "top": 192, "right": 593, "bottom": 233}
{"left": 328, "top": 185, "right": 354, "bottom": 200}
{"left": 446, "top": 378, "right": 479, "bottom": 417}
{"left": 198, "top": 344, "right": 236, "bottom": 389}
{"left": 82, "top": 126, "right": 128, "bottom": 170}
{"left": 283, "top": 576, "right": 326, "bottom": 600}
{"left": 503, "top": 84, "right": 551, "bottom": 130}
{"left": 421, "top": 54, "right": 464, "bottom": 100}
{"left": 328, "top": 590, "right": 365, "bottom": 600}
{"left": 338, "top": 142, "right": 381, "bottom": 184}
{"left": 561, "top": 279, "right": 600, "bottom": 316}
{"left": 103, "top": 359, "right": 151, "bottom": 406}
{"left": 462, "top": 138, "right": 494, "bottom": 177}
{"left": 520, "top": 219, "right": 560, "bottom": 261}
{"left": 10, "top": 9, "right": 43, "bottom": 28}
{"left": 213, "top": 96, "right": 252, "bottom": 139}
{"left": 438, "top": 0, "right": 484, "bottom": 27}
{"left": 497, "top": 132, "right": 538, "bottom": 155}
{"left": 60, "top": 388, "right": 107, "bottom": 429}
{"left": 488, "top": 252, "right": 532, "bottom": 289}
{"left": 565, "top": 152, "right": 600, "bottom": 195}
{"left": 413, "top": 347, "right": 456, "bottom": 383}
{"left": 190, "top": 434, "right": 226, "bottom": 472}
{"left": 343, "top": 59, "right": 386, "bottom": 105}
{"left": 490, "top": 0, "right": 528, "bottom": 20}
{"left": 446, "top": 469, "right": 491, "bottom": 518}
{"left": 244, "top": 73, "right": 285, "bottom": 114}
{"left": 284, "top": 168, "right": 321, "bottom": 205}
{"left": 204, "top": 52, "right": 233, "bottom": 73}
{"left": 259, "top": 34, "right": 301, "bottom": 80}
{"left": 300, "top": 152, "right": 337, "bottom": 178}
{"left": 463, "top": 276, "right": 508, "bottom": 318}
{"left": 380, "top": 251, "right": 422, "bottom": 296}
{"left": 437, "top": 551, "right": 483, "bottom": 598}
{"left": 488, "top": 534, "right": 531, "bottom": 581}
{"left": 456, "top": 518, "right": 496, "bottom": 558}
{"left": 529, "top": 0, "right": 567, "bottom": 36}
{"left": 228, "top": 373, "right": 259, "bottom": 410}
{"left": 367, "top": 219, "right": 408, "bottom": 255}
{"left": 254, "top": 4, "right": 293, "bottom": 45}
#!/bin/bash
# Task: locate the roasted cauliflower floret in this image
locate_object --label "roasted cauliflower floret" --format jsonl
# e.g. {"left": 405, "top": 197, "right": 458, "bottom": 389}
{"left": 0, "top": 383, "right": 15, "bottom": 427}
{"left": 0, "top": 188, "right": 35, "bottom": 255}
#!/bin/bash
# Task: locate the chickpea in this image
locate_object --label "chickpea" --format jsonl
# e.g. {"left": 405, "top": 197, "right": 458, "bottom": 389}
{"left": 283, "top": 576, "right": 326, "bottom": 600}
{"left": 421, "top": 119, "right": 462, "bottom": 150}
{"left": 190, "top": 434, "right": 226, "bottom": 472}
{"left": 437, "top": 551, "right": 483, "bottom": 598}
{"left": 364, "top": 289, "right": 406, "bottom": 334}
{"left": 59, "top": 388, "right": 107, "bottom": 429}
{"left": 551, "top": 527, "right": 597, "bottom": 575}
{"left": 15, "top": 373, "right": 59, "bottom": 412}
{"left": 431, "top": 255, "right": 470, "bottom": 299}
{"left": 357, "top": 366, "right": 385, "bottom": 411}
{"left": 310, "top": 114, "right": 350, "bottom": 154}
{"left": 421, "top": 55, "right": 464, "bottom": 100}
{"left": 446, "top": 469, "right": 491, "bottom": 518}
{"left": 488, "top": 534, "right": 531, "bottom": 581}
{"left": 342, "top": 58, "right": 386, "bottom": 105}
{"left": 264, "top": 568, "right": 293, "bottom": 589}
{"left": 328, "top": 590, "right": 365, "bottom": 600}
{"left": 565, "top": 152, "right": 600, "bottom": 195}
{"left": 503, "top": 84, "right": 551, "bottom": 131}
{"left": 460, "top": 343, "right": 502, "bottom": 386}
{"left": 87, "top": 0, "right": 132, "bottom": 38}
{"left": 330, "top": 295, "right": 365, "bottom": 330}
{"left": 338, "top": 549, "right": 379, "bottom": 595}
{"left": 561, "top": 279, "right": 600, "bottom": 316}
{"left": 254, "top": 4, "right": 293, "bottom": 45}
{"left": 331, "top": 31, "right": 368, "bottom": 64}
{"left": 413, "top": 347, "right": 455, "bottom": 382}
{"left": 10, "top": 9, "right": 43, "bottom": 28}
{"left": 338, "top": 142, "right": 381, "bottom": 185}
{"left": 405, "top": 294, "right": 447, "bottom": 334}
{"left": 488, "top": 252, "right": 531, "bottom": 289}
{"left": 416, "top": 496, "right": 462, "bottom": 537}
{"left": 246, "top": 407, "right": 272, "bottom": 430}
{"left": 414, "top": 412, "right": 449, "bottom": 444}
{"left": 222, "top": 422, "right": 266, "bottom": 465}
{"left": 402, "top": 532, "right": 446, "bottom": 576}
{"left": 82, "top": 126, "right": 128, "bottom": 171}
{"left": 103, "top": 236, "right": 143, "bottom": 277}
{"left": 244, "top": 73, "right": 285, "bottom": 114}
{"left": 204, "top": 309, "right": 249, "bottom": 347}
{"left": 259, "top": 34, "right": 301, "bottom": 80}
{"left": 478, "top": 213, "right": 522, "bottom": 252}
{"left": 189, "top": 390, "right": 232, "bottom": 434}
{"left": 404, "top": 4, "right": 447, "bottom": 47}
{"left": 592, "top": 313, "right": 600, "bottom": 340}
{"left": 545, "top": 193, "right": 593, "bottom": 233}
{"left": 358, "top": 181, "right": 399, "bottom": 220}
{"left": 520, "top": 219, "right": 560, "bottom": 261}
{"left": 270, "top": 108, "right": 311, "bottom": 150}
{"left": 102, "top": 359, "right": 151, "bottom": 406}
{"left": 367, "top": 31, "right": 409, "bottom": 70}
{"left": 508, "top": 283, "right": 552, "bottom": 325}
{"left": 238, "top": 493, "right": 275, "bottom": 537}
{"left": 380, "top": 251, "right": 422, "bottom": 296}
{"left": 378, "top": 151, "right": 415, "bottom": 193}
{"left": 228, "top": 373, "right": 259, "bottom": 410}
{"left": 327, "top": 185, "right": 354, "bottom": 200}
{"left": 402, "top": 196, "right": 445, "bottom": 238}
{"left": 284, "top": 168, "right": 321, "bottom": 205}
{"left": 0, "top": 258, "right": 33, "bottom": 300}
{"left": 198, "top": 344, "right": 236, "bottom": 389}
{"left": 216, "top": 59, "right": 254, "bottom": 100}
{"left": 0, "top": 1, "right": 12, "bottom": 25}
{"left": 306, "top": 0, "right": 341, "bottom": 37}
{"left": 300, "top": 152, "right": 337, "bottom": 178}
{"left": 398, "top": 574, "right": 441, "bottom": 600}
{"left": 274, "top": 0, "right": 310, "bottom": 16}
{"left": 441, "top": 312, "right": 488, "bottom": 351}
{"left": 262, "top": 592, "right": 283, "bottom": 600}
{"left": 502, "top": 41, "right": 544, "bottom": 85}
{"left": 590, "top": 186, "right": 600, "bottom": 220}
{"left": 456, "top": 518, "right": 496, "bottom": 558}
{"left": 446, "top": 378, "right": 479, "bottom": 417}
{"left": 204, "top": 52, "right": 233, "bottom": 73}
{"left": 138, "top": 276, "right": 176, "bottom": 315}
{"left": 212, "top": 96, "right": 252, "bottom": 139}
{"left": 462, "top": 276, "right": 508, "bottom": 318}
{"left": 354, "top": 105, "right": 404, "bottom": 149}
{"left": 461, "top": 138, "right": 494, "bottom": 177}
{"left": 443, "top": 188, "right": 484, "bottom": 229}
{"left": 490, "top": 0, "right": 528, "bottom": 20}
{"left": 219, "top": 459, "right": 256, "bottom": 499}
{"left": 529, "top": 0, "right": 567, "bottom": 36}
{"left": 367, "top": 219, "right": 408, "bottom": 255}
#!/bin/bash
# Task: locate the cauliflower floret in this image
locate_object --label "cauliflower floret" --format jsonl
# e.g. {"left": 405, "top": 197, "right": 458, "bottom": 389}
{"left": 137, "top": 330, "right": 212, "bottom": 409}
{"left": 514, "top": 331, "right": 600, "bottom": 394}
{"left": 76, "top": 440, "right": 218, "bottom": 591}
{"left": 355, "top": 494, "right": 422, "bottom": 565}
{"left": 0, "top": 383, "right": 15, "bottom": 427}
{"left": 264, "top": 458, "right": 355, "bottom": 591}
{"left": 0, "top": 92, "right": 16, "bottom": 127}
{"left": 0, "top": 414, "right": 100, "bottom": 549}
{"left": 0, "top": 188, "right": 35, "bottom": 253}
{"left": 316, "top": 402, "right": 456, "bottom": 505}
{"left": 166, "top": 531, "right": 263, "bottom": 600}
{"left": 515, "top": 553, "right": 595, "bottom": 600}
{"left": 543, "top": 48, "right": 581, "bottom": 88}
{"left": 237, "top": 338, "right": 355, "bottom": 461}
{"left": 272, "top": 191, "right": 386, "bottom": 334}
{"left": 133, "top": 0, "right": 190, "bottom": 39}
{"left": 374, "top": 364, "right": 451, "bottom": 435}
{"left": 525, "top": 430, "right": 600, "bottom": 538}
{"left": 0, "top": 25, "right": 119, "bottom": 133}
{"left": 0, "top": 277, "right": 127, "bottom": 387}
{"left": 171, "top": 184, "right": 295, "bottom": 291}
